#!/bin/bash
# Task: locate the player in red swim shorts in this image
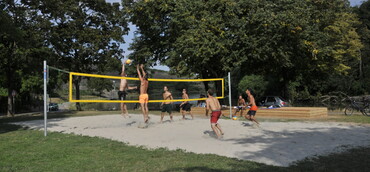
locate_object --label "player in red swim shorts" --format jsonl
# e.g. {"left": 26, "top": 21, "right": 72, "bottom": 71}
{"left": 211, "top": 111, "right": 222, "bottom": 124}
{"left": 205, "top": 89, "right": 224, "bottom": 139}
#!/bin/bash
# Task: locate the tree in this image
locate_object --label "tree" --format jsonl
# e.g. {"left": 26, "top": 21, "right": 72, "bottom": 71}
{"left": 355, "top": 0, "right": 370, "bottom": 94}
{"left": 238, "top": 75, "right": 267, "bottom": 98}
{"left": 240, "top": 0, "right": 362, "bottom": 97}
{"left": 233, "top": 0, "right": 362, "bottom": 98}
{"left": 30, "top": 0, "right": 128, "bottom": 110}
{"left": 87, "top": 78, "right": 113, "bottom": 96}
{"left": 294, "top": 0, "right": 363, "bottom": 96}
{"left": 0, "top": 8, "right": 19, "bottom": 116}
{"left": 123, "top": 0, "right": 247, "bottom": 96}
{"left": 124, "top": 0, "right": 363, "bottom": 101}
{"left": 0, "top": 1, "right": 51, "bottom": 116}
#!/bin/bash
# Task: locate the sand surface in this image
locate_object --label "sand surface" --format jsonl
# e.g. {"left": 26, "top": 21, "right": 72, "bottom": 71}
{"left": 13, "top": 114, "right": 370, "bottom": 166}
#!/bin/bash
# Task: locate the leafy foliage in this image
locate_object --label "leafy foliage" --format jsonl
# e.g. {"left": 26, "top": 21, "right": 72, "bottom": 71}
{"left": 124, "top": 0, "right": 364, "bottom": 101}
{"left": 1, "top": 0, "right": 369, "bottom": 114}
{"left": 0, "top": 1, "right": 52, "bottom": 115}
{"left": 0, "top": 0, "right": 129, "bottom": 113}
{"left": 238, "top": 75, "right": 267, "bottom": 98}
{"left": 355, "top": 0, "right": 370, "bottom": 94}
{"left": 31, "top": 0, "right": 128, "bottom": 110}
{"left": 87, "top": 78, "right": 114, "bottom": 96}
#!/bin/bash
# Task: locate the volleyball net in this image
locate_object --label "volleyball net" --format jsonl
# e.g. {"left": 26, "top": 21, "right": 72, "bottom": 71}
{"left": 43, "top": 61, "right": 230, "bottom": 136}
{"left": 69, "top": 72, "right": 225, "bottom": 103}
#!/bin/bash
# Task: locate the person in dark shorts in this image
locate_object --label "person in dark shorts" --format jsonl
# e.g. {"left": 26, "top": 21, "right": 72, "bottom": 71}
{"left": 233, "top": 95, "right": 246, "bottom": 117}
{"left": 160, "top": 86, "right": 173, "bottom": 123}
{"left": 245, "top": 88, "right": 260, "bottom": 125}
{"left": 119, "top": 62, "right": 137, "bottom": 118}
{"left": 181, "top": 102, "right": 192, "bottom": 111}
{"left": 162, "top": 104, "right": 172, "bottom": 114}
{"left": 180, "top": 89, "right": 194, "bottom": 120}
{"left": 118, "top": 91, "right": 127, "bottom": 100}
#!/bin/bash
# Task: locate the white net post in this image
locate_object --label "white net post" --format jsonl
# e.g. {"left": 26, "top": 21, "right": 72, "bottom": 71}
{"left": 228, "top": 72, "right": 232, "bottom": 118}
{"left": 43, "top": 61, "right": 48, "bottom": 136}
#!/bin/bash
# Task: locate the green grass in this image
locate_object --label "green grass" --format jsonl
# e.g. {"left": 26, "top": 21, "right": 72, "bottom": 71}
{"left": 324, "top": 115, "right": 370, "bottom": 124}
{"left": 0, "top": 124, "right": 279, "bottom": 172}
{"left": 257, "top": 115, "right": 370, "bottom": 124}
{"left": 1, "top": 111, "right": 370, "bottom": 171}
{"left": 234, "top": 112, "right": 370, "bottom": 124}
{"left": 289, "top": 147, "right": 370, "bottom": 171}
{"left": 0, "top": 124, "right": 369, "bottom": 172}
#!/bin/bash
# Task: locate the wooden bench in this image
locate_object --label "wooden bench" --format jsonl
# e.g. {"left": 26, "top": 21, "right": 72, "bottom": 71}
{"left": 189, "top": 107, "right": 328, "bottom": 118}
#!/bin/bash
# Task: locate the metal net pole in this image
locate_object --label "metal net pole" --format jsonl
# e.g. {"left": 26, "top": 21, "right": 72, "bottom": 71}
{"left": 43, "top": 61, "right": 48, "bottom": 136}
{"left": 228, "top": 72, "right": 232, "bottom": 118}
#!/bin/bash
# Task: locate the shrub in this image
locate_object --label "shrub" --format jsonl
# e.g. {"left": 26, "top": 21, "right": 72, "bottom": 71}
{"left": 238, "top": 75, "right": 267, "bottom": 98}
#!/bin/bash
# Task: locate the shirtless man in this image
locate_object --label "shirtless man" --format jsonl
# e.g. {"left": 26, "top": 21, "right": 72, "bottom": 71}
{"left": 205, "top": 89, "right": 224, "bottom": 139}
{"left": 245, "top": 88, "right": 260, "bottom": 125}
{"left": 137, "top": 64, "right": 149, "bottom": 123}
{"left": 179, "top": 89, "right": 193, "bottom": 120}
{"left": 160, "top": 86, "right": 173, "bottom": 123}
{"left": 118, "top": 62, "right": 137, "bottom": 118}
{"left": 233, "top": 95, "right": 246, "bottom": 117}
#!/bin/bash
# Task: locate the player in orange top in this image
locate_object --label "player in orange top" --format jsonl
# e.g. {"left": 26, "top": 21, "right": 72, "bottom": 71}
{"left": 245, "top": 88, "right": 260, "bottom": 125}
{"left": 137, "top": 64, "right": 149, "bottom": 123}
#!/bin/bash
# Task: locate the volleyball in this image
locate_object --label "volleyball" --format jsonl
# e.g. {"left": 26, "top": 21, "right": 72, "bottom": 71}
{"left": 232, "top": 116, "right": 238, "bottom": 120}
{"left": 125, "top": 59, "right": 132, "bottom": 64}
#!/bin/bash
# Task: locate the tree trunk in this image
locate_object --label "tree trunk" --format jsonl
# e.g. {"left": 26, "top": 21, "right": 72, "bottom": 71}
{"left": 359, "top": 52, "right": 363, "bottom": 78}
{"left": 282, "top": 68, "right": 290, "bottom": 100}
{"left": 202, "top": 69, "right": 225, "bottom": 97}
{"left": 216, "top": 83, "right": 222, "bottom": 97}
{"left": 6, "top": 42, "right": 15, "bottom": 117}
{"left": 6, "top": 75, "right": 14, "bottom": 117}
{"left": 203, "top": 81, "right": 209, "bottom": 93}
{"left": 7, "top": 89, "right": 14, "bottom": 117}
{"left": 74, "top": 77, "right": 82, "bottom": 111}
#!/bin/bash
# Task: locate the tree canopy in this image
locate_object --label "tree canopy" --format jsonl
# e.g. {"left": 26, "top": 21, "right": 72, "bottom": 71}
{"left": 124, "top": 0, "right": 363, "bottom": 99}
{"left": 0, "top": 0, "right": 129, "bottom": 113}
{"left": 0, "top": 1, "right": 52, "bottom": 116}
{"left": 1, "top": 0, "right": 369, "bottom": 115}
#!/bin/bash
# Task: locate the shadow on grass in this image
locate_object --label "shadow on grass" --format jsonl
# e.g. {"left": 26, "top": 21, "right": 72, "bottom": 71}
{"left": 0, "top": 111, "right": 82, "bottom": 133}
{"left": 288, "top": 146, "right": 370, "bottom": 171}
{"left": 0, "top": 111, "right": 79, "bottom": 124}
{"left": 161, "top": 163, "right": 285, "bottom": 172}
{"left": 162, "top": 166, "right": 227, "bottom": 172}
{"left": 0, "top": 123, "right": 27, "bottom": 134}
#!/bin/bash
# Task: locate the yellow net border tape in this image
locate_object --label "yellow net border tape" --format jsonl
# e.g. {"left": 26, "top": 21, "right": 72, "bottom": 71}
{"left": 69, "top": 72, "right": 224, "bottom": 103}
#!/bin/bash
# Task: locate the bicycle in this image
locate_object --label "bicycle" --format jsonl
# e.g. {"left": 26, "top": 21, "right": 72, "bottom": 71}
{"left": 344, "top": 97, "right": 370, "bottom": 116}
